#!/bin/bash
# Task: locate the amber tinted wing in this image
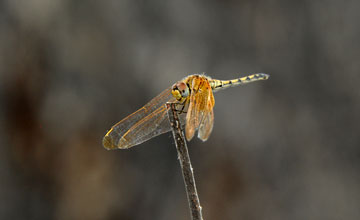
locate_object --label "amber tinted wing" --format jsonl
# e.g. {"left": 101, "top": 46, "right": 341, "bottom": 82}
{"left": 103, "top": 87, "right": 176, "bottom": 149}
{"left": 185, "top": 79, "right": 201, "bottom": 141}
{"left": 185, "top": 78, "right": 215, "bottom": 141}
{"left": 198, "top": 88, "right": 215, "bottom": 141}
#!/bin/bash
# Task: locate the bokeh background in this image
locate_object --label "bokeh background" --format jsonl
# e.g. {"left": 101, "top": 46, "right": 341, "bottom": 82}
{"left": 1, "top": 0, "right": 359, "bottom": 219}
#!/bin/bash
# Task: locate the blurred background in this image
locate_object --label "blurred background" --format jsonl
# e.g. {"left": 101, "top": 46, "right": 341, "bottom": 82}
{"left": 1, "top": 0, "right": 359, "bottom": 219}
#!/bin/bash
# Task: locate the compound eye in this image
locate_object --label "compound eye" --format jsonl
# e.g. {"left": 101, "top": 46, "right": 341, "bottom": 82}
{"left": 176, "top": 82, "right": 189, "bottom": 97}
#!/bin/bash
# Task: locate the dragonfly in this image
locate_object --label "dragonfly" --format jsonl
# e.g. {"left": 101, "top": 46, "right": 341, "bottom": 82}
{"left": 103, "top": 73, "right": 269, "bottom": 150}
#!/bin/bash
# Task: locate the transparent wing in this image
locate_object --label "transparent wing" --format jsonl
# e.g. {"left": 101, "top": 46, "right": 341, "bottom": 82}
{"left": 103, "top": 87, "right": 176, "bottom": 149}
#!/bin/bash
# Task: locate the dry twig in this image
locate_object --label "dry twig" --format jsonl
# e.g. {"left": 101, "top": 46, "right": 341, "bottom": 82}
{"left": 166, "top": 103, "right": 203, "bottom": 220}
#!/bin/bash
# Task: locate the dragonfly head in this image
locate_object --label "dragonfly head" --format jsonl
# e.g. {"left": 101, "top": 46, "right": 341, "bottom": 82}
{"left": 171, "top": 81, "right": 190, "bottom": 101}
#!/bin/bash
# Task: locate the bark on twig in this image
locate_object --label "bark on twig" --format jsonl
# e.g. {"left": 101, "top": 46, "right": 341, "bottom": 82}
{"left": 166, "top": 103, "right": 203, "bottom": 220}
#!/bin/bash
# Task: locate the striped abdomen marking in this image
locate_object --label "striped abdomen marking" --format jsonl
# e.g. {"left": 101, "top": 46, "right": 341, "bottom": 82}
{"left": 210, "top": 73, "right": 269, "bottom": 92}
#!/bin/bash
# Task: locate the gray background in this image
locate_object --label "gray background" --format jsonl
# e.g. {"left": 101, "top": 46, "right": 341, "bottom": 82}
{"left": 1, "top": 0, "right": 359, "bottom": 219}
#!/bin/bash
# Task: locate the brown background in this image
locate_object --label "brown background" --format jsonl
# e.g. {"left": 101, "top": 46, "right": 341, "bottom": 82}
{"left": 1, "top": 0, "right": 359, "bottom": 219}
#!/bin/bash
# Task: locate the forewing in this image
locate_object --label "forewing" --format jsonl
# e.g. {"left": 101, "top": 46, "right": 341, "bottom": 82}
{"left": 198, "top": 89, "right": 215, "bottom": 141}
{"left": 117, "top": 105, "right": 171, "bottom": 148}
{"left": 103, "top": 87, "right": 176, "bottom": 149}
{"left": 185, "top": 78, "right": 212, "bottom": 141}
{"left": 185, "top": 84, "right": 200, "bottom": 140}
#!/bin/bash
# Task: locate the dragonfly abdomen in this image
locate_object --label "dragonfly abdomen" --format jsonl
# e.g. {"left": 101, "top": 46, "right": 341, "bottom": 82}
{"left": 210, "top": 73, "right": 269, "bottom": 92}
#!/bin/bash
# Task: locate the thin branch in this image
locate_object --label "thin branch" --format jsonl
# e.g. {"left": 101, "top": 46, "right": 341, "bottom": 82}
{"left": 166, "top": 103, "right": 203, "bottom": 220}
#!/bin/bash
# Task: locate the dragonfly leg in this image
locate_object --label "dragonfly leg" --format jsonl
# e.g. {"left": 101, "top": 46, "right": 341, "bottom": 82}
{"left": 178, "top": 103, "right": 187, "bottom": 114}
{"left": 173, "top": 102, "right": 187, "bottom": 114}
